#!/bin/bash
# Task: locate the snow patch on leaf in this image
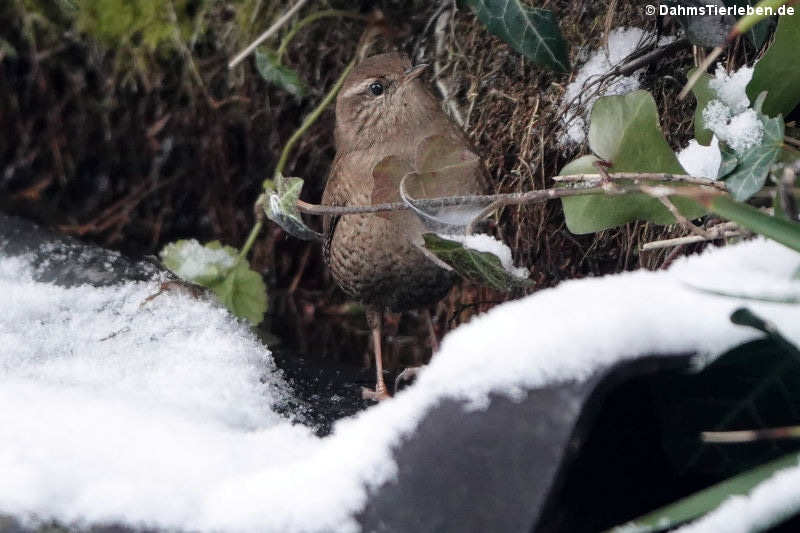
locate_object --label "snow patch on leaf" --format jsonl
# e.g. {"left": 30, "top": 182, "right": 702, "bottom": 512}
{"left": 677, "top": 136, "right": 722, "bottom": 179}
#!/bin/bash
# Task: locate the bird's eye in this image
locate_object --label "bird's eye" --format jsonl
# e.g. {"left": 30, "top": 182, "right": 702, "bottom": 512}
{"left": 368, "top": 81, "right": 384, "bottom": 96}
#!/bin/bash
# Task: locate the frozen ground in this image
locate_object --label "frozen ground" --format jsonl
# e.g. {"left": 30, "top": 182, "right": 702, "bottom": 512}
{"left": 1, "top": 238, "right": 799, "bottom": 532}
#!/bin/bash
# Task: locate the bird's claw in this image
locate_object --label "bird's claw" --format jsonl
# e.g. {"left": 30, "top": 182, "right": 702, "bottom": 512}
{"left": 362, "top": 386, "right": 391, "bottom": 402}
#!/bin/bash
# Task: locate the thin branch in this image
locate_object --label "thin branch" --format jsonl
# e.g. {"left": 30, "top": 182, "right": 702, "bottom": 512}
{"left": 552, "top": 172, "right": 727, "bottom": 190}
{"left": 658, "top": 195, "right": 710, "bottom": 238}
{"left": 703, "top": 425, "right": 800, "bottom": 443}
{"left": 228, "top": 0, "right": 309, "bottom": 69}
{"left": 679, "top": 45, "right": 724, "bottom": 100}
{"left": 295, "top": 178, "right": 702, "bottom": 217}
{"left": 641, "top": 222, "right": 742, "bottom": 251}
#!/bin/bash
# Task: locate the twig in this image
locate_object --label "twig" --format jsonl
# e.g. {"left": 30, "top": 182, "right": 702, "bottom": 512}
{"left": 552, "top": 172, "right": 727, "bottom": 190}
{"left": 642, "top": 222, "right": 742, "bottom": 251}
{"left": 658, "top": 195, "right": 710, "bottom": 238}
{"left": 295, "top": 179, "right": 706, "bottom": 217}
{"left": 678, "top": 45, "right": 724, "bottom": 100}
{"left": 228, "top": 0, "right": 309, "bottom": 69}
{"left": 703, "top": 425, "right": 800, "bottom": 443}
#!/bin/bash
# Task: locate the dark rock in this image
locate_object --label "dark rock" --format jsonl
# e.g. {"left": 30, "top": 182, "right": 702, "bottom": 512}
{"left": 0, "top": 213, "right": 158, "bottom": 286}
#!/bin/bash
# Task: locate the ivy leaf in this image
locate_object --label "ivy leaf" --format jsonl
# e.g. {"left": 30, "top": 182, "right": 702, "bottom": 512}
{"left": 211, "top": 261, "right": 268, "bottom": 326}
{"left": 462, "top": 0, "right": 569, "bottom": 72}
{"left": 422, "top": 234, "right": 533, "bottom": 291}
{"left": 254, "top": 47, "right": 307, "bottom": 99}
{"left": 718, "top": 145, "right": 739, "bottom": 178}
{"left": 747, "top": 12, "right": 800, "bottom": 117}
{"left": 159, "top": 240, "right": 268, "bottom": 325}
{"left": 560, "top": 91, "right": 705, "bottom": 234}
{"left": 263, "top": 175, "right": 322, "bottom": 241}
{"left": 690, "top": 69, "right": 716, "bottom": 146}
{"left": 160, "top": 239, "right": 237, "bottom": 287}
{"left": 724, "top": 114, "right": 784, "bottom": 200}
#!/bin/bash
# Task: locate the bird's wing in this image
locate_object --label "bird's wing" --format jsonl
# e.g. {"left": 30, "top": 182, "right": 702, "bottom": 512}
{"left": 320, "top": 149, "right": 376, "bottom": 264}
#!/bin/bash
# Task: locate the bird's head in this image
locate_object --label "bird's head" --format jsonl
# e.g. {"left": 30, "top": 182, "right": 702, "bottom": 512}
{"left": 334, "top": 52, "right": 431, "bottom": 150}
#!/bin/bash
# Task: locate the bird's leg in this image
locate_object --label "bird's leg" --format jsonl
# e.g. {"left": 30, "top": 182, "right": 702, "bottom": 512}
{"left": 424, "top": 308, "right": 439, "bottom": 353}
{"left": 362, "top": 307, "right": 391, "bottom": 401}
{"left": 394, "top": 309, "right": 438, "bottom": 393}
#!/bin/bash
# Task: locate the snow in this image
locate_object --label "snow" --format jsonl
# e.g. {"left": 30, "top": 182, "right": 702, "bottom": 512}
{"left": 702, "top": 65, "right": 764, "bottom": 154}
{"left": 677, "top": 135, "right": 722, "bottom": 179}
{"left": 2, "top": 237, "right": 800, "bottom": 532}
{"left": 703, "top": 104, "right": 764, "bottom": 154}
{"left": 708, "top": 64, "right": 754, "bottom": 115}
{"left": 560, "top": 27, "right": 675, "bottom": 145}
{"left": 676, "top": 458, "right": 800, "bottom": 533}
{"left": 160, "top": 238, "right": 236, "bottom": 280}
{"left": 442, "top": 233, "right": 529, "bottom": 278}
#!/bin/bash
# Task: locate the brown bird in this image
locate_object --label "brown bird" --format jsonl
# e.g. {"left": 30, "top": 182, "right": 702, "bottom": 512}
{"left": 322, "top": 52, "right": 486, "bottom": 400}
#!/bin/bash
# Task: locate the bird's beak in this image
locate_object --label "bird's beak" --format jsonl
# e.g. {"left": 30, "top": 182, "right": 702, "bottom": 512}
{"left": 402, "top": 63, "right": 428, "bottom": 85}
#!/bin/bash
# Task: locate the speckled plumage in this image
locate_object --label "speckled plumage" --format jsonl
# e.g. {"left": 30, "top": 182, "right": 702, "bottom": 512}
{"left": 322, "top": 53, "right": 485, "bottom": 312}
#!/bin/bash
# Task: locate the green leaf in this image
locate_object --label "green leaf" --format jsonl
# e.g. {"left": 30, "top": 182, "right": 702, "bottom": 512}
{"left": 731, "top": 308, "right": 800, "bottom": 360}
{"left": 691, "top": 69, "right": 716, "bottom": 146}
{"left": 560, "top": 91, "right": 705, "bottom": 234}
{"left": 159, "top": 239, "right": 238, "bottom": 287}
{"left": 607, "top": 451, "right": 800, "bottom": 533}
{"left": 254, "top": 47, "right": 307, "bottom": 99}
{"left": 462, "top": 0, "right": 569, "bottom": 72}
{"left": 422, "top": 234, "right": 533, "bottom": 291}
{"left": 263, "top": 175, "right": 322, "bottom": 241}
{"left": 718, "top": 146, "right": 739, "bottom": 178}
{"left": 724, "top": 114, "right": 784, "bottom": 200}
{"left": 211, "top": 261, "right": 268, "bottom": 325}
{"left": 159, "top": 239, "right": 268, "bottom": 325}
{"left": 747, "top": 12, "right": 800, "bottom": 117}
{"left": 708, "top": 194, "right": 800, "bottom": 252}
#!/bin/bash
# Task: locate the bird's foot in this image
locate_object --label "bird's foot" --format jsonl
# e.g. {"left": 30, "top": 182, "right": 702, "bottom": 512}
{"left": 394, "top": 366, "right": 424, "bottom": 394}
{"left": 361, "top": 385, "right": 391, "bottom": 402}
